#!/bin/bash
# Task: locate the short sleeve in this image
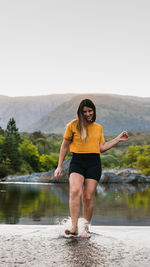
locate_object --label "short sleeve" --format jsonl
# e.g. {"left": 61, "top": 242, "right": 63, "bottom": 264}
{"left": 100, "top": 126, "right": 105, "bottom": 143}
{"left": 63, "top": 122, "right": 73, "bottom": 140}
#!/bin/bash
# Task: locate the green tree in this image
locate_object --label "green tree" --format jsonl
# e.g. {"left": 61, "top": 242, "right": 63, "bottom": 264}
{"left": 122, "top": 144, "right": 150, "bottom": 175}
{"left": 137, "top": 155, "right": 150, "bottom": 175}
{"left": 40, "top": 154, "right": 57, "bottom": 171}
{"left": 19, "top": 139, "right": 40, "bottom": 172}
{"left": 0, "top": 135, "right": 10, "bottom": 178}
{"left": 30, "top": 131, "right": 46, "bottom": 140}
{"left": 101, "top": 154, "right": 120, "bottom": 169}
{"left": 0, "top": 135, "right": 5, "bottom": 162}
{"left": 3, "top": 118, "right": 22, "bottom": 172}
{"left": 122, "top": 146, "right": 141, "bottom": 167}
{"left": 36, "top": 138, "right": 50, "bottom": 155}
{"left": 0, "top": 126, "right": 5, "bottom": 136}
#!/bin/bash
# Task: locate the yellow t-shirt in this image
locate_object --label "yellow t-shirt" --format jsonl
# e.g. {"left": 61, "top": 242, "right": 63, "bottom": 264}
{"left": 63, "top": 119, "right": 105, "bottom": 154}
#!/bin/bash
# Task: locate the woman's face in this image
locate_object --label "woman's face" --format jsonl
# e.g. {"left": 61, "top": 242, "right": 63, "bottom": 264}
{"left": 82, "top": 106, "right": 94, "bottom": 122}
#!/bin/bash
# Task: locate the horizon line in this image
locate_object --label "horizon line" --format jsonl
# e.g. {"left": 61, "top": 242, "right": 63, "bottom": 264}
{"left": 0, "top": 93, "right": 149, "bottom": 99}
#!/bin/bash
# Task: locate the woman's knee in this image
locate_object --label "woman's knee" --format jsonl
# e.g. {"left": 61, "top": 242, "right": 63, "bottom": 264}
{"left": 70, "top": 186, "right": 82, "bottom": 199}
{"left": 82, "top": 191, "right": 94, "bottom": 203}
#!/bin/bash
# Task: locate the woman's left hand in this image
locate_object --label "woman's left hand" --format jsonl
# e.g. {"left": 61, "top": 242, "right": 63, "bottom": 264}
{"left": 117, "top": 131, "right": 129, "bottom": 142}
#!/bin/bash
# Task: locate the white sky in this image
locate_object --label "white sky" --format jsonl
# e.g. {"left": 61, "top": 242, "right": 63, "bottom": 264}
{"left": 0, "top": 0, "right": 150, "bottom": 97}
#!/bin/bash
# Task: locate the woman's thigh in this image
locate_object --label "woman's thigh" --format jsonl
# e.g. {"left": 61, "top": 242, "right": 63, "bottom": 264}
{"left": 69, "top": 172, "right": 85, "bottom": 195}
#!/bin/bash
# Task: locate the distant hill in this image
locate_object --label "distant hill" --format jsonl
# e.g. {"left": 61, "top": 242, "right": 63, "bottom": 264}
{"left": 0, "top": 94, "right": 74, "bottom": 131}
{"left": 26, "top": 94, "right": 150, "bottom": 135}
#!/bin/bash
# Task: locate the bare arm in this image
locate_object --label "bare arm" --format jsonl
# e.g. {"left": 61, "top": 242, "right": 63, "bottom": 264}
{"left": 54, "top": 138, "right": 71, "bottom": 179}
{"left": 100, "top": 131, "right": 129, "bottom": 153}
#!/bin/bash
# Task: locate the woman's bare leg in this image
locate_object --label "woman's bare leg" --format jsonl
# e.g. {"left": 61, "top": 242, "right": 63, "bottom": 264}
{"left": 68, "top": 173, "right": 84, "bottom": 233}
{"left": 81, "top": 179, "right": 98, "bottom": 237}
{"left": 82, "top": 179, "right": 98, "bottom": 223}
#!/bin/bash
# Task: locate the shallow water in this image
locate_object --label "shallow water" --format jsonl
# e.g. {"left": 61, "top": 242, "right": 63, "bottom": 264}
{"left": 0, "top": 182, "right": 150, "bottom": 225}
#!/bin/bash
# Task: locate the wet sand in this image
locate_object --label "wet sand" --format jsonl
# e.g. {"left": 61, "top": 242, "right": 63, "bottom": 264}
{"left": 0, "top": 225, "right": 150, "bottom": 267}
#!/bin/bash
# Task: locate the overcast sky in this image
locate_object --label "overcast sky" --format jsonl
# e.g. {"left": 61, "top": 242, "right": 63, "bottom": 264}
{"left": 0, "top": 0, "right": 150, "bottom": 97}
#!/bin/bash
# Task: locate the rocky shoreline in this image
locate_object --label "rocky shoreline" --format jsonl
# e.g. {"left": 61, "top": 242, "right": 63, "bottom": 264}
{"left": 1, "top": 158, "right": 150, "bottom": 184}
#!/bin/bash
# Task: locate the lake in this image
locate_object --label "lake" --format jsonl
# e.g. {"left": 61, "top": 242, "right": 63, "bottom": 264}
{"left": 0, "top": 182, "right": 150, "bottom": 225}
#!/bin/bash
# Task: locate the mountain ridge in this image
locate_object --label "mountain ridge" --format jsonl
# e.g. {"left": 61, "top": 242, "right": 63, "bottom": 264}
{"left": 26, "top": 94, "right": 150, "bottom": 135}
{"left": 0, "top": 94, "right": 75, "bottom": 130}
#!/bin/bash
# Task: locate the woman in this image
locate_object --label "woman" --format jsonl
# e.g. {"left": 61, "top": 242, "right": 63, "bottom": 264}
{"left": 54, "top": 99, "right": 128, "bottom": 238}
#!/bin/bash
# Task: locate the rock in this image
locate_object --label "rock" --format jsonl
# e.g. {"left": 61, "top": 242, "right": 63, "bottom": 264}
{"left": 1, "top": 158, "right": 71, "bottom": 183}
{"left": 117, "top": 168, "right": 138, "bottom": 177}
{"left": 1, "top": 161, "right": 150, "bottom": 184}
{"left": 100, "top": 168, "right": 150, "bottom": 184}
{"left": 57, "top": 157, "right": 71, "bottom": 182}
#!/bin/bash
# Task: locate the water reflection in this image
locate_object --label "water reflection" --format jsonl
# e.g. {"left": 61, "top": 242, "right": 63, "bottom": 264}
{"left": 0, "top": 183, "right": 69, "bottom": 224}
{"left": 94, "top": 183, "right": 150, "bottom": 225}
{"left": 0, "top": 182, "right": 150, "bottom": 225}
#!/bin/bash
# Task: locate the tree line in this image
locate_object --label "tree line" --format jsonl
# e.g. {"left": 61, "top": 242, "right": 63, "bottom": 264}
{"left": 0, "top": 118, "right": 64, "bottom": 178}
{"left": 0, "top": 118, "right": 150, "bottom": 178}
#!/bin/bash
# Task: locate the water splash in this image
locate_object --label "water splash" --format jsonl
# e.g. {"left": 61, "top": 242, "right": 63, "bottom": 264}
{"left": 56, "top": 217, "right": 90, "bottom": 238}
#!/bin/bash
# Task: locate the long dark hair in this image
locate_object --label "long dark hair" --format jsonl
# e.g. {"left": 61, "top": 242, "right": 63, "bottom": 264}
{"left": 76, "top": 99, "right": 96, "bottom": 141}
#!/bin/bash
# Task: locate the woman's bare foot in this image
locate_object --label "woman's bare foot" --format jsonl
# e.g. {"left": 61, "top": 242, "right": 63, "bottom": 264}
{"left": 84, "top": 222, "right": 89, "bottom": 232}
{"left": 81, "top": 230, "right": 91, "bottom": 238}
{"left": 81, "top": 218, "right": 90, "bottom": 238}
{"left": 65, "top": 228, "right": 78, "bottom": 236}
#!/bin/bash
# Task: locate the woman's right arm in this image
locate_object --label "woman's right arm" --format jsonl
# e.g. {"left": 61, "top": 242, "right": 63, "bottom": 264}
{"left": 54, "top": 138, "right": 71, "bottom": 179}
